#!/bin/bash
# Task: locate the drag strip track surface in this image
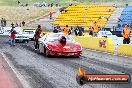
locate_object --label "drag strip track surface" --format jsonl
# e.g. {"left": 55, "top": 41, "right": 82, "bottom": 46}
{"left": 0, "top": 36, "right": 132, "bottom": 88}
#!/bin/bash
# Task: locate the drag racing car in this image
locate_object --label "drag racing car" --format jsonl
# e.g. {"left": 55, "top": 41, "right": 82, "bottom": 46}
{"left": 38, "top": 33, "right": 82, "bottom": 57}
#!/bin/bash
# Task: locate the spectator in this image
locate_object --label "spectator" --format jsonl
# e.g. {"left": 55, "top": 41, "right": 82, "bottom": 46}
{"left": 118, "top": 18, "right": 122, "bottom": 22}
{"left": 69, "top": 4, "right": 73, "bottom": 6}
{"left": 56, "top": 4, "right": 58, "bottom": 7}
{"left": 53, "top": 27, "right": 58, "bottom": 33}
{"left": 88, "top": 27, "right": 93, "bottom": 36}
{"left": 68, "top": 29, "right": 72, "bottom": 35}
{"left": 74, "top": 26, "right": 79, "bottom": 36}
{"left": 56, "top": 24, "right": 61, "bottom": 32}
{"left": 22, "top": 21, "right": 25, "bottom": 26}
{"left": 48, "top": 4, "right": 50, "bottom": 7}
{"left": 113, "top": 4, "right": 117, "bottom": 8}
{"left": 20, "top": 23, "right": 21, "bottom": 27}
{"left": 65, "top": 10, "right": 68, "bottom": 13}
{"left": 49, "top": 12, "right": 52, "bottom": 20}
{"left": 121, "top": 24, "right": 131, "bottom": 44}
{"left": 78, "top": 27, "right": 83, "bottom": 36}
{"left": 25, "top": 3, "right": 28, "bottom": 6}
{"left": 11, "top": 22, "right": 14, "bottom": 28}
{"left": 92, "top": 22, "right": 100, "bottom": 37}
{"left": 18, "top": 1, "right": 20, "bottom": 4}
{"left": 51, "top": 3, "right": 53, "bottom": 7}
{"left": 27, "top": 8, "right": 29, "bottom": 10}
{"left": 81, "top": 26, "right": 84, "bottom": 33}
{"left": 10, "top": 27, "right": 16, "bottom": 46}
{"left": 63, "top": 25, "right": 70, "bottom": 35}
{"left": 100, "top": 16, "right": 104, "bottom": 19}
{"left": 106, "top": 17, "right": 109, "bottom": 21}
{"left": 34, "top": 25, "right": 42, "bottom": 50}
{"left": 109, "top": 9, "right": 111, "bottom": 12}
{"left": 0, "top": 27, "right": 3, "bottom": 34}
{"left": 70, "top": 27, "right": 73, "bottom": 35}
{"left": 3, "top": 18, "right": 6, "bottom": 27}
{"left": 1, "top": 18, "right": 4, "bottom": 28}
{"left": 15, "top": 22, "right": 19, "bottom": 27}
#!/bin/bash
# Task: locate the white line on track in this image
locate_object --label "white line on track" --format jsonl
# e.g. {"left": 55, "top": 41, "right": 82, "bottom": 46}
{"left": 0, "top": 51, "right": 32, "bottom": 88}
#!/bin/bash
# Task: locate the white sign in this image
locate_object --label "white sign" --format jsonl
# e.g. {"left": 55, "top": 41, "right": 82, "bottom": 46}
{"left": 98, "top": 31, "right": 117, "bottom": 38}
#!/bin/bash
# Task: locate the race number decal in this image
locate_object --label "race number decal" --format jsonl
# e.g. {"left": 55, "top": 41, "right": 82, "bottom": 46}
{"left": 99, "top": 40, "right": 106, "bottom": 48}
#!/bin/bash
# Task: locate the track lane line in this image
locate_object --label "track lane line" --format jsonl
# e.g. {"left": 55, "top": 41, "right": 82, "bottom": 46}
{"left": 0, "top": 51, "right": 32, "bottom": 88}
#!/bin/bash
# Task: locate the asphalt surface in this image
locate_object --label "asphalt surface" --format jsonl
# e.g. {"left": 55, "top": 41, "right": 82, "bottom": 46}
{"left": 0, "top": 52, "right": 23, "bottom": 88}
{"left": 0, "top": 35, "right": 132, "bottom": 88}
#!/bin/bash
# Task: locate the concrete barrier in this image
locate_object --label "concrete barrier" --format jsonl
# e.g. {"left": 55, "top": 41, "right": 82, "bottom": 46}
{"left": 72, "top": 36, "right": 114, "bottom": 53}
{"left": 117, "top": 44, "right": 132, "bottom": 56}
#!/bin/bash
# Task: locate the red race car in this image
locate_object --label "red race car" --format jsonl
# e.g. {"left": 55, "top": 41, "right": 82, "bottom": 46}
{"left": 38, "top": 33, "right": 82, "bottom": 57}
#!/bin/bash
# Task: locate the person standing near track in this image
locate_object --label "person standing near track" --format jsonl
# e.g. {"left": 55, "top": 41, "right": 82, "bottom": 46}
{"left": 3, "top": 18, "right": 6, "bottom": 27}
{"left": 34, "top": 25, "right": 42, "bottom": 50}
{"left": 63, "top": 25, "right": 70, "bottom": 35}
{"left": 121, "top": 24, "right": 131, "bottom": 44}
{"left": 74, "top": 26, "right": 79, "bottom": 36}
{"left": 49, "top": 12, "right": 52, "bottom": 20}
{"left": 10, "top": 27, "right": 16, "bottom": 46}
{"left": 88, "top": 27, "right": 93, "bottom": 36}
{"left": 92, "top": 22, "right": 99, "bottom": 37}
{"left": 53, "top": 27, "right": 58, "bottom": 33}
{"left": 1, "top": 18, "right": 4, "bottom": 31}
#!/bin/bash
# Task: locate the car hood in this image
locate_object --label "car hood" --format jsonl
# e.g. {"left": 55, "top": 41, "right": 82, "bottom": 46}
{"left": 46, "top": 41, "right": 82, "bottom": 52}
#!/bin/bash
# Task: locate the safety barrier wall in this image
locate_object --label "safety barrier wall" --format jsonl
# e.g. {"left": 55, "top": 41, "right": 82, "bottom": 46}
{"left": 117, "top": 44, "right": 132, "bottom": 56}
{"left": 72, "top": 36, "right": 114, "bottom": 53}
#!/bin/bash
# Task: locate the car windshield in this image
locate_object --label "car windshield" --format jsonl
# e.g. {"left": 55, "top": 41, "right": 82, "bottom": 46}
{"left": 45, "top": 34, "right": 74, "bottom": 42}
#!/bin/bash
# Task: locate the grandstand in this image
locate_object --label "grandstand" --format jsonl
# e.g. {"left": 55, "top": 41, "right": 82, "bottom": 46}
{"left": 53, "top": 4, "right": 115, "bottom": 29}
{"left": 116, "top": 6, "right": 132, "bottom": 30}
{"left": 111, "top": 6, "right": 132, "bottom": 37}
